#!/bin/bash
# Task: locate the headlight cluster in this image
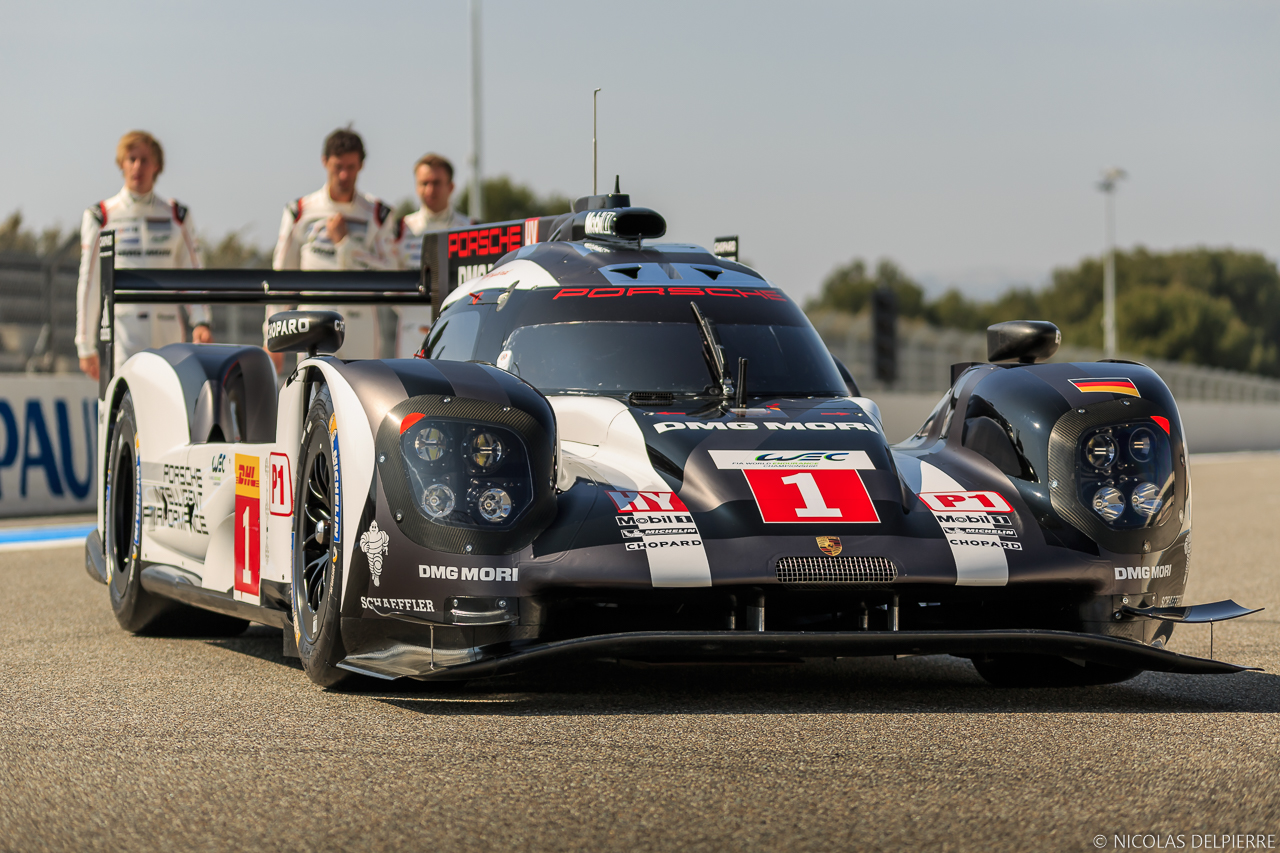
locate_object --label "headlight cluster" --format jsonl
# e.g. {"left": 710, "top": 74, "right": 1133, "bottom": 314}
{"left": 399, "top": 416, "right": 531, "bottom": 527}
{"left": 1078, "top": 422, "right": 1173, "bottom": 528}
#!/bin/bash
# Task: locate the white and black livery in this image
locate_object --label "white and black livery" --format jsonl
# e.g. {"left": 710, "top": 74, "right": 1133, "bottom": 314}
{"left": 85, "top": 190, "right": 1262, "bottom": 688}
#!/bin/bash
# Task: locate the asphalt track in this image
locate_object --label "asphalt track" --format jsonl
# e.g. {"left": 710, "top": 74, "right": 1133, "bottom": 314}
{"left": 3, "top": 456, "right": 1279, "bottom": 853}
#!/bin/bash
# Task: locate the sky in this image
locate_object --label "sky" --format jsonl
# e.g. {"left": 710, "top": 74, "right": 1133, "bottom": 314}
{"left": 2, "top": 0, "right": 1277, "bottom": 303}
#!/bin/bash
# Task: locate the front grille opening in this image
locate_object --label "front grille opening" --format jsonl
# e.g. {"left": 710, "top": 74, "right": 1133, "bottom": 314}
{"left": 775, "top": 556, "right": 897, "bottom": 586}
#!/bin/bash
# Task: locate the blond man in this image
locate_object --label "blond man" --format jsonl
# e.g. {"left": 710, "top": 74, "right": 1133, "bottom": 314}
{"left": 75, "top": 130, "right": 212, "bottom": 378}
{"left": 394, "top": 153, "right": 471, "bottom": 356}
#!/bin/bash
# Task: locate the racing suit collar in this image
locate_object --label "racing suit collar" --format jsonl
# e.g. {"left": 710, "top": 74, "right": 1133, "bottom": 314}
{"left": 421, "top": 205, "right": 457, "bottom": 226}
{"left": 324, "top": 184, "right": 360, "bottom": 208}
{"left": 121, "top": 186, "right": 157, "bottom": 207}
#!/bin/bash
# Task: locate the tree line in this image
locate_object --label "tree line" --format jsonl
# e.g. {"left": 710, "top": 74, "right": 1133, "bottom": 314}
{"left": 806, "top": 248, "right": 1280, "bottom": 376}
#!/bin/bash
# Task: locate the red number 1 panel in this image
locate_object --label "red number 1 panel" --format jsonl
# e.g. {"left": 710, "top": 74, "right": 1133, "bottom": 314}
{"left": 708, "top": 449, "right": 880, "bottom": 524}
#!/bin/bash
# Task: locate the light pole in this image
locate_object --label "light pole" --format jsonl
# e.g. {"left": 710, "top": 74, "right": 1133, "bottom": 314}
{"left": 469, "top": 0, "right": 483, "bottom": 222}
{"left": 1097, "top": 167, "right": 1126, "bottom": 358}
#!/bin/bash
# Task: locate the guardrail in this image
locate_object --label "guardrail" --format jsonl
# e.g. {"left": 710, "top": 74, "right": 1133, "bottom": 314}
{"left": 810, "top": 309, "right": 1280, "bottom": 403}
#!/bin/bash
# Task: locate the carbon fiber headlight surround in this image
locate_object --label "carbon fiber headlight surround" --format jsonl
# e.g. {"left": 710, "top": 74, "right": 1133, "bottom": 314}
{"left": 376, "top": 394, "right": 557, "bottom": 555}
{"left": 1047, "top": 398, "right": 1185, "bottom": 554}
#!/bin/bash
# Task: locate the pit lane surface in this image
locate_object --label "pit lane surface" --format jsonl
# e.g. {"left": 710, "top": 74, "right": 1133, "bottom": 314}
{"left": 2, "top": 457, "right": 1279, "bottom": 853}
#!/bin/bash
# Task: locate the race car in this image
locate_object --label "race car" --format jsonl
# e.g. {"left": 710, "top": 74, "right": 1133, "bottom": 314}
{"left": 84, "top": 189, "right": 1261, "bottom": 688}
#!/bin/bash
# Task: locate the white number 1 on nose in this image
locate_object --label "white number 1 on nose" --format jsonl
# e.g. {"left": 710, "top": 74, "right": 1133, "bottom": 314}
{"left": 241, "top": 507, "right": 251, "bottom": 583}
{"left": 781, "top": 472, "right": 842, "bottom": 517}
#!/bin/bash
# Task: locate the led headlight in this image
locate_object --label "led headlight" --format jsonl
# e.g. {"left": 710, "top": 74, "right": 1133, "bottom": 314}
{"left": 1130, "top": 481, "right": 1163, "bottom": 517}
{"left": 397, "top": 416, "right": 534, "bottom": 528}
{"left": 477, "top": 488, "right": 513, "bottom": 522}
{"left": 1074, "top": 419, "right": 1174, "bottom": 531}
{"left": 421, "top": 483, "right": 455, "bottom": 518}
{"left": 415, "top": 426, "right": 447, "bottom": 462}
{"left": 1085, "top": 433, "right": 1117, "bottom": 469}
{"left": 1129, "top": 428, "right": 1154, "bottom": 462}
{"left": 1092, "top": 486, "right": 1125, "bottom": 521}
{"left": 468, "top": 431, "right": 504, "bottom": 470}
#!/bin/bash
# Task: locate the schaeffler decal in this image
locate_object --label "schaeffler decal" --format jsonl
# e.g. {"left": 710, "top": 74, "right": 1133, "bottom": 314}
{"left": 361, "top": 596, "right": 435, "bottom": 614}
{"left": 917, "top": 462, "right": 1008, "bottom": 586}
{"left": 360, "top": 521, "right": 390, "bottom": 587}
{"left": 816, "top": 536, "right": 842, "bottom": 556}
{"left": 1069, "top": 377, "right": 1140, "bottom": 397}
{"left": 710, "top": 450, "right": 878, "bottom": 523}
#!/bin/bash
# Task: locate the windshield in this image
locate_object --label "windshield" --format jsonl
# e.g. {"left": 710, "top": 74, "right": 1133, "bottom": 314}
{"left": 500, "top": 321, "right": 846, "bottom": 397}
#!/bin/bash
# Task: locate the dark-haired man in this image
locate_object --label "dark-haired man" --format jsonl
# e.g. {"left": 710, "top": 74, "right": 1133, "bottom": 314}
{"left": 270, "top": 128, "right": 398, "bottom": 363}
{"left": 394, "top": 153, "right": 471, "bottom": 355}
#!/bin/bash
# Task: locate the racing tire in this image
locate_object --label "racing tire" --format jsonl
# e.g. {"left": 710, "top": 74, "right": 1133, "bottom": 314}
{"left": 105, "top": 392, "right": 249, "bottom": 637}
{"left": 971, "top": 654, "right": 1142, "bottom": 687}
{"left": 106, "top": 392, "right": 174, "bottom": 632}
{"left": 291, "top": 386, "right": 352, "bottom": 688}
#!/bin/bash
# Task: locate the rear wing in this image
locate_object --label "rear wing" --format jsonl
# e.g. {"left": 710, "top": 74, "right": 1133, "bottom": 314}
{"left": 97, "top": 230, "right": 425, "bottom": 398}
{"left": 421, "top": 215, "right": 561, "bottom": 314}
{"left": 96, "top": 215, "right": 563, "bottom": 397}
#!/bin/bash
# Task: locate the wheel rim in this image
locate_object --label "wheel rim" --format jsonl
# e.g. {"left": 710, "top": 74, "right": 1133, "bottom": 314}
{"left": 110, "top": 440, "right": 135, "bottom": 588}
{"left": 298, "top": 442, "right": 334, "bottom": 636}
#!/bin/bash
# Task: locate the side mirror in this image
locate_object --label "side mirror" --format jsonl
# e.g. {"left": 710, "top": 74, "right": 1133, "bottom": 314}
{"left": 987, "top": 320, "right": 1060, "bottom": 364}
{"left": 266, "top": 310, "right": 345, "bottom": 357}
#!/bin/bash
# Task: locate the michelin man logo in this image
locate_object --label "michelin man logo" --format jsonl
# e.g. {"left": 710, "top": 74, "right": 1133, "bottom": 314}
{"left": 360, "top": 521, "right": 390, "bottom": 587}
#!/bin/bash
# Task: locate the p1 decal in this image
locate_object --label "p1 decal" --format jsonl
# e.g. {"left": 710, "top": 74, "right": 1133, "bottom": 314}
{"left": 917, "top": 463, "right": 1008, "bottom": 586}
{"left": 711, "top": 450, "right": 879, "bottom": 524}
{"left": 234, "top": 453, "right": 261, "bottom": 597}
{"left": 268, "top": 453, "right": 293, "bottom": 517}
{"left": 917, "top": 491, "right": 1012, "bottom": 513}
{"left": 1069, "top": 377, "right": 1140, "bottom": 398}
{"left": 607, "top": 490, "right": 688, "bottom": 513}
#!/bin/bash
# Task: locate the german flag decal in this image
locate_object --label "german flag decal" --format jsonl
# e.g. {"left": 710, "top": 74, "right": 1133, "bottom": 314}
{"left": 1069, "top": 377, "right": 1140, "bottom": 397}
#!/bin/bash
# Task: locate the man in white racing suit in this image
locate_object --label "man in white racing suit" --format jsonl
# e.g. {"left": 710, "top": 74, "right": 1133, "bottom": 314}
{"left": 395, "top": 152, "right": 470, "bottom": 356}
{"left": 270, "top": 127, "right": 398, "bottom": 366}
{"left": 75, "top": 130, "right": 213, "bottom": 378}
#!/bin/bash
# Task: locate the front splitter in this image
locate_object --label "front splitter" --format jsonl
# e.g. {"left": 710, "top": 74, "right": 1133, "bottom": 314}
{"left": 336, "top": 628, "right": 1258, "bottom": 681}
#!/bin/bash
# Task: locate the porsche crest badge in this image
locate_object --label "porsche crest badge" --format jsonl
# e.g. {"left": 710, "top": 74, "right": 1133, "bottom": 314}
{"left": 816, "top": 536, "right": 842, "bottom": 557}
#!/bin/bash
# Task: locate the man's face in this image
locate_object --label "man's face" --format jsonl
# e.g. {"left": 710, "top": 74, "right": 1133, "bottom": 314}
{"left": 324, "top": 152, "right": 364, "bottom": 199}
{"left": 415, "top": 165, "right": 454, "bottom": 213}
{"left": 120, "top": 143, "right": 160, "bottom": 195}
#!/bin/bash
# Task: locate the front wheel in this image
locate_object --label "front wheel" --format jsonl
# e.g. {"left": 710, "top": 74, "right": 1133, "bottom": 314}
{"left": 291, "top": 387, "right": 351, "bottom": 688}
{"left": 971, "top": 654, "right": 1142, "bottom": 687}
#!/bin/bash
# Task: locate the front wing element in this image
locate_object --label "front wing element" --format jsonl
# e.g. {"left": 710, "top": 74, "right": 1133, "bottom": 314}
{"left": 338, "top": 628, "right": 1258, "bottom": 681}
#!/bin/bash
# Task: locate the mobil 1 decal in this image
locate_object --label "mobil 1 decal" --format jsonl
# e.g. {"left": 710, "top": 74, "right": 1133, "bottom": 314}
{"left": 708, "top": 450, "right": 878, "bottom": 523}
{"left": 916, "top": 460, "right": 1012, "bottom": 586}
{"left": 606, "top": 490, "right": 711, "bottom": 588}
